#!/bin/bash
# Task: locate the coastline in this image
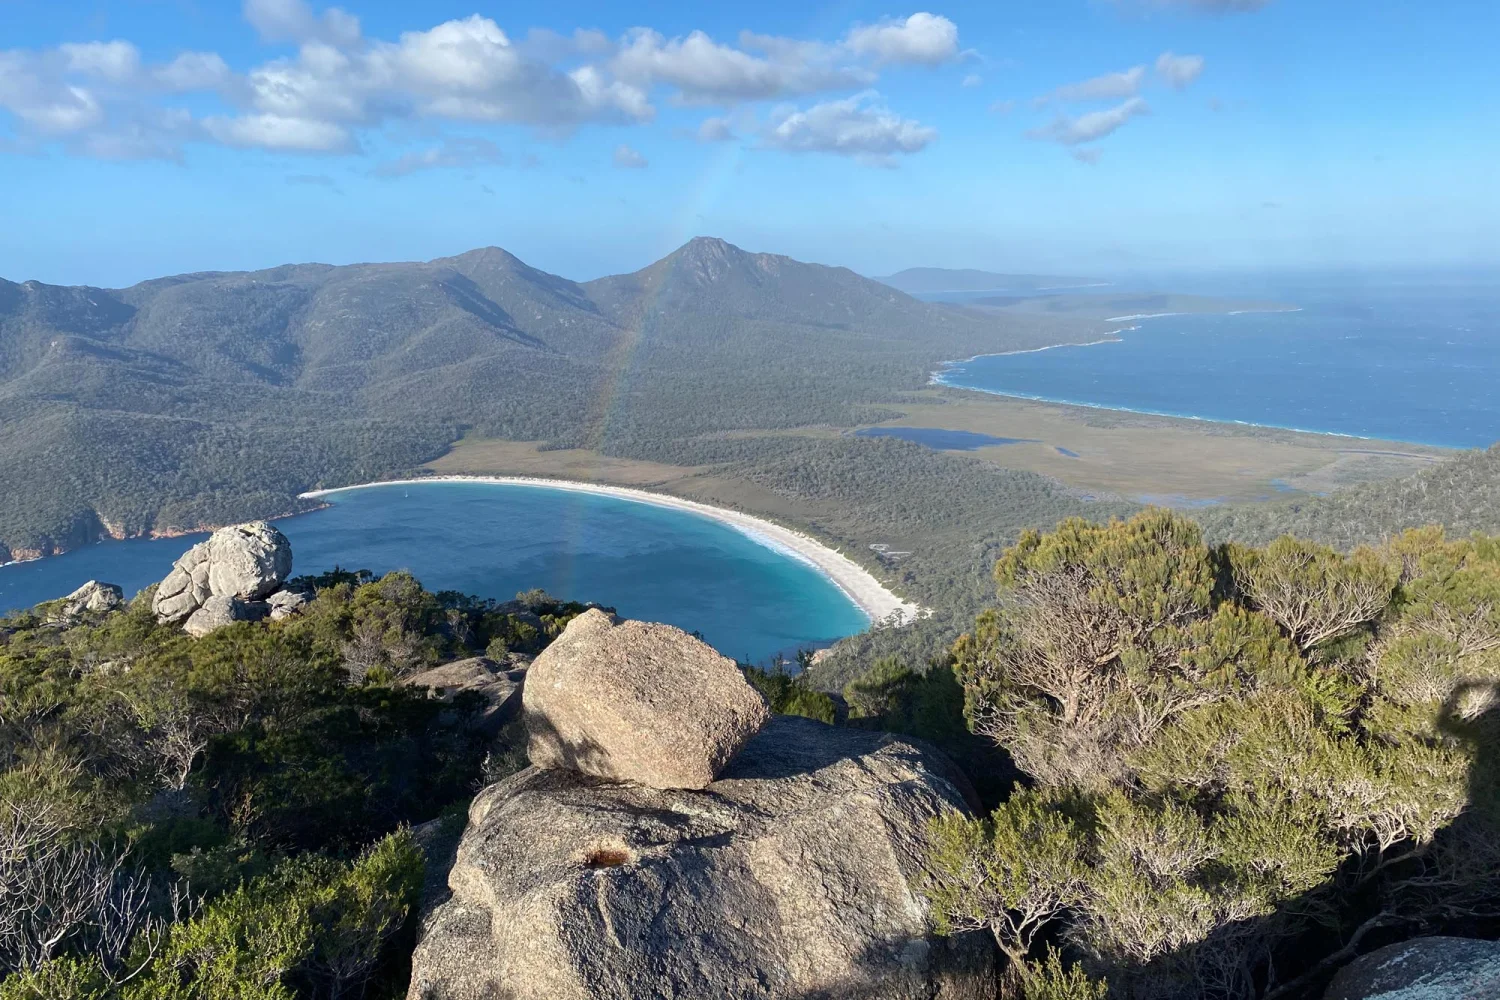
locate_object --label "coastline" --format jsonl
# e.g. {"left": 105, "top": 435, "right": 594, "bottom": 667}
{"left": 928, "top": 306, "right": 1462, "bottom": 449}
{"left": 300, "top": 476, "right": 925, "bottom": 627}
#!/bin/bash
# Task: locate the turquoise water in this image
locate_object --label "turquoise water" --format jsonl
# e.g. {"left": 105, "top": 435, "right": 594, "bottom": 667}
{"left": 936, "top": 273, "right": 1500, "bottom": 449}
{"left": 0, "top": 482, "right": 869, "bottom": 664}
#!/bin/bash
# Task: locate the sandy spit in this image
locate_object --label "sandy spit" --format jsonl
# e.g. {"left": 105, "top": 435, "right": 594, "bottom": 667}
{"left": 299, "top": 476, "right": 924, "bottom": 627}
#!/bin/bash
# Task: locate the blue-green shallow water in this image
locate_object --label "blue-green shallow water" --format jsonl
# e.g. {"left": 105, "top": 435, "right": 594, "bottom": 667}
{"left": 0, "top": 482, "right": 869, "bottom": 664}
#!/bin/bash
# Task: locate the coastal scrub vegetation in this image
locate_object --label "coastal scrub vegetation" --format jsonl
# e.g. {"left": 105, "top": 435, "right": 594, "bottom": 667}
{"left": 0, "top": 572, "right": 594, "bottom": 999}
{"left": 920, "top": 509, "right": 1500, "bottom": 999}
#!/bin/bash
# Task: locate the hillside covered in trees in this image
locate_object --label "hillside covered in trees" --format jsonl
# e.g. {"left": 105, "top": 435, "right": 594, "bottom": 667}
{"left": 0, "top": 238, "right": 1104, "bottom": 563}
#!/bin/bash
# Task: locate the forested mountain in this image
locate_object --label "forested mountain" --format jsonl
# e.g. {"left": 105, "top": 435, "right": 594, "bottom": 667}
{"left": 0, "top": 238, "right": 1102, "bottom": 561}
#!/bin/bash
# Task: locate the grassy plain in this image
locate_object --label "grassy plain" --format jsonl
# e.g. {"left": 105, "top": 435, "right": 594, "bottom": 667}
{"left": 430, "top": 389, "right": 1448, "bottom": 513}
{"left": 856, "top": 389, "right": 1449, "bottom": 503}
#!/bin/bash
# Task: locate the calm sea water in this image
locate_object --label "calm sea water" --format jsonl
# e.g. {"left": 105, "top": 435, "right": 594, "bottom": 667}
{"left": 0, "top": 482, "right": 868, "bottom": 664}
{"left": 936, "top": 272, "right": 1500, "bottom": 449}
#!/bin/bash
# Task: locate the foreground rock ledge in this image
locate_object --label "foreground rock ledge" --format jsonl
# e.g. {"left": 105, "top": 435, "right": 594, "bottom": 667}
{"left": 408, "top": 716, "right": 992, "bottom": 1000}
{"left": 525, "top": 608, "right": 770, "bottom": 790}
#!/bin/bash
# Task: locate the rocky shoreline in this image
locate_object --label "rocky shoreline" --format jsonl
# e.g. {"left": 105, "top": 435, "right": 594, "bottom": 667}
{"left": 0, "top": 501, "right": 330, "bottom": 566}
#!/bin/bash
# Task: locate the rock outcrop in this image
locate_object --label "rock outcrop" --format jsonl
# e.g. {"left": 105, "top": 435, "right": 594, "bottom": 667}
{"left": 401, "top": 657, "right": 527, "bottom": 736}
{"left": 183, "top": 595, "right": 270, "bottom": 638}
{"left": 61, "top": 581, "right": 123, "bottom": 615}
{"left": 524, "top": 609, "right": 770, "bottom": 790}
{"left": 1325, "top": 936, "right": 1500, "bottom": 999}
{"left": 408, "top": 716, "right": 991, "bottom": 1000}
{"left": 266, "top": 588, "right": 310, "bottom": 620}
{"left": 152, "top": 522, "right": 292, "bottom": 623}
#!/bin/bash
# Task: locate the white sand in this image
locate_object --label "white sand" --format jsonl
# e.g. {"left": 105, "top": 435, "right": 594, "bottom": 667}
{"left": 299, "top": 476, "right": 924, "bottom": 627}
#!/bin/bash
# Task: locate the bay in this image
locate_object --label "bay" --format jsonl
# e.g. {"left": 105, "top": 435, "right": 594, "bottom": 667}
{"left": 0, "top": 482, "right": 869, "bottom": 664}
{"left": 936, "top": 271, "right": 1500, "bottom": 449}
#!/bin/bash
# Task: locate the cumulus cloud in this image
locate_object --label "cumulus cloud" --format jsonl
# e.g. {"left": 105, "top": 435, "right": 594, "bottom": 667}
{"left": 59, "top": 41, "right": 141, "bottom": 82}
{"left": 962, "top": 73, "right": 982, "bottom": 88}
{"left": 696, "top": 116, "right": 735, "bottom": 141}
{"left": 762, "top": 92, "right": 936, "bottom": 161}
{"left": 609, "top": 28, "right": 870, "bottom": 104}
{"left": 243, "top": 0, "right": 362, "bottom": 46}
{"left": 1042, "top": 66, "right": 1145, "bottom": 104}
{"left": 844, "top": 13, "right": 959, "bottom": 66}
{"left": 1155, "top": 52, "right": 1205, "bottom": 89}
{"left": 0, "top": 8, "right": 962, "bottom": 162}
{"left": 154, "top": 52, "right": 233, "bottom": 91}
{"left": 373, "top": 137, "right": 508, "bottom": 176}
{"left": 203, "top": 112, "right": 352, "bottom": 152}
{"left": 612, "top": 143, "right": 647, "bottom": 168}
{"left": 1028, "top": 96, "right": 1149, "bottom": 146}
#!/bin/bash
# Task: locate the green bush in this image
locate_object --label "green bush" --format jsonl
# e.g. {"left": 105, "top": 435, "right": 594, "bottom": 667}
{"left": 929, "top": 512, "right": 1500, "bottom": 999}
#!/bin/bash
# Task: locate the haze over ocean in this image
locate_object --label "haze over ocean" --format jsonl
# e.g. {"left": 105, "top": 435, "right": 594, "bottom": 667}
{"left": 936, "top": 271, "right": 1500, "bottom": 449}
{"left": 0, "top": 483, "right": 868, "bottom": 664}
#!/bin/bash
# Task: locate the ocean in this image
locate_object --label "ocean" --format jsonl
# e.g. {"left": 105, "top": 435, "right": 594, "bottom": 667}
{"left": 0, "top": 482, "right": 869, "bottom": 664}
{"left": 934, "top": 270, "right": 1500, "bottom": 449}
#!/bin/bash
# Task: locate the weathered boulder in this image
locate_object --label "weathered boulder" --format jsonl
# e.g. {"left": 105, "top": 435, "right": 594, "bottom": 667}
{"left": 524, "top": 609, "right": 769, "bottom": 789}
{"left": 62, "top": 581, "right": 123, "bottom": 615}
{"left": 183, "top": 595, "right": 269, "bottom": 638}
{"left": 266, "top": 588, "right": 310, "bottom": 620}
{"left": 408, "top": 716, "right": 992, "bottom": 1000}
{"left": 153, "top": 522, "right": 292, "bottom": 623}
{"left": 401, "top": 657, "right": 527, "bottom": 736}
{"left": 1325, "top": 936, "right": 1500, "bottom": 999}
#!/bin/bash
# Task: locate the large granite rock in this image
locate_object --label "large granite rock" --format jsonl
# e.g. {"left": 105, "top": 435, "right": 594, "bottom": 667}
{"left": 183, "top": 595, "right": 269, "bottom": 638}
{"left": 153, "top": 522, "right": 292, "bottom": 623}
{"left": 524, "top": 609, "right": 769, "bottom": 790}
{"left": 401, "top": 657, "right": 527, "bottom": 736}
{"left": 1325, "top": 936, "right": 1500, "bottom": 999}
{"left": 62, "top": 581, "right": 123, "bottom": 615}
{"left": 408, "top": 716, "right": 992, "bottom": 1000}
{"left": 266, "top": 588, "right": 310, "bottom": 620}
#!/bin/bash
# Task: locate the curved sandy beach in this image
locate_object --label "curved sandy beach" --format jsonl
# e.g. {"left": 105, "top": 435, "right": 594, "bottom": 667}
{"left": 299, "top": 476, "right": 923, "bottom": 627}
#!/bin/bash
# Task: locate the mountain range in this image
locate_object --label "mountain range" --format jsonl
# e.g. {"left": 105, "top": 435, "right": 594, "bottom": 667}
{"left": 0, "top": 237, "right": 1101, "bottom": 560}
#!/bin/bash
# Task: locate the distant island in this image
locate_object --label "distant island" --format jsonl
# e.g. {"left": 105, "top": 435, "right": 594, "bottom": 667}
{"left": 872, "top": 266, "right": 1105, "bottom": 294}
{"left": 970, "top": 291, "right": 1298, "bottom": 320}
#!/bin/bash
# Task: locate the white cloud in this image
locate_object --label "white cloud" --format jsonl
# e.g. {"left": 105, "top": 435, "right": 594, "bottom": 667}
{"left": 763, "top": 92, "right": 936, "bottom": 161}
{"left": 612, "top": 143, "right": 647, "bottom": 168}
{"left": 242, "top": 0, "right": 362, "bottom": 46}
{"left": 0, "top": 9, "right": 968, "bottom": 162}
{"left": 697, "top": 116, "right": 735, "bottom": 141}
{"left": 844, "top": 13, "right": 959, "bottom": 67}
{"left": 154, "top": 52, "right": 233, "bottom": 91}
{"left": 1028, "top": 96, "right": 1149, "bottom": 146}
{"left": 1156, "top": 52, "right": 1205, "bottom": 89}
{"left": 373, "top": 136, "right": 508, "bottom": 176}
{"left": 962, "top": 73, "right": 982, "bottom": 88}
{"left": 204, "top": 112, "right": 352, "bottom": 151}
{"left": 1043, "top": 66, "right": 1145, "bottom": 103}
{"left": 989, "top": 98, "right": 1015, "bottom": 115}
{"left": 610, "top": 28, "right": 869, "bottom": 104}
{"left": 59, "top": 41, "right": 141, "bottom": 82}
{"left": 1071, "top": 147, "right": 1103, "bottom": 164}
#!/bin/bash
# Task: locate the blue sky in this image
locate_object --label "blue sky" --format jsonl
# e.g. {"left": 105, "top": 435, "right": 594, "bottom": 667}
{"left": 2, "top": 0, "right": 1496, "bottom": 286}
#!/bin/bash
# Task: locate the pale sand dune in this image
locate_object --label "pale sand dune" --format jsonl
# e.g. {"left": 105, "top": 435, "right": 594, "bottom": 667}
{"left": 299, "top": 476, "right": 923, "bottom": 627}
